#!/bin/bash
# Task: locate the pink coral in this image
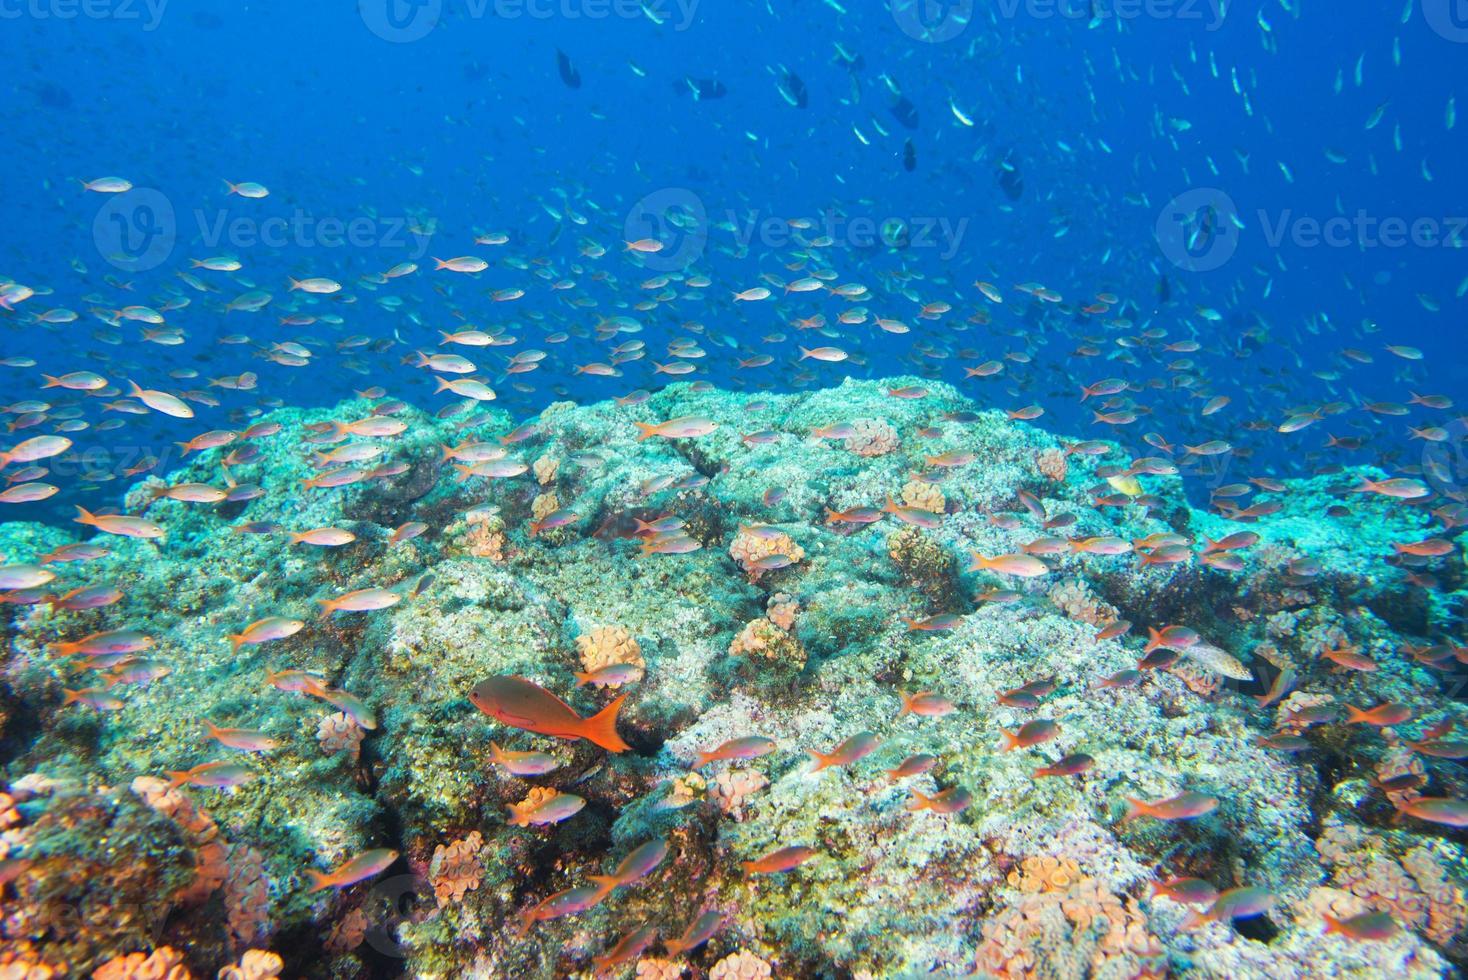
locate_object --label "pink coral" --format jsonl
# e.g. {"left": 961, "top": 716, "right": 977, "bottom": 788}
{"left": 91, "top": 947, "right": 191, "bottom": 980}
{"left": 430, "top": 832, "right": 484, "bottom": 908}
{"left": 709, "top": 950, "right": 772, "bottom": 980}
{"left": 901, "top": 479, "right": 945, "bottom": 513}
{"left": 709, "top": 768, "right": 768, "bottom": 820}
{"left": 729, "top": 526, "right": 804, "bottom": 580}
{"left": 1035, "top": 448, "right": 1067, "bottom": 482}
{"left": 1316, "top": 819, "right": 1467, "bottom": 942}
{"left": 977, "top": 873, "right": 1164, "bottom": 979}
{"left": 318, "top": 712, "right": 364, "bottom": 760}
{"left": 728, "top": 618, "right": 804, "bottom": 667}
{"left": 576, "top": 625, "right": 645, "bottom": 685}
{"left": 216, "top": 951, "right": 282, "bottom": 980}
{"left": 324, "top": 908, "right": 368, "bottom": 954}
{"left": 766, "top": 593, "right": 799, "bottom": 631}
{"left": 842, "top": 418, "right": 899, "bottom": 457}
{"left": 224, "top": 844, "right": 271, "bottom": 946}
{"left": 130, "top": 776, "right": 227, "bottom": 904}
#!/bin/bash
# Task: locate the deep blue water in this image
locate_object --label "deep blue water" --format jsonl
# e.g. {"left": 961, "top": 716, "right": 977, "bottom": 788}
{"left": 1, "top": 0, "right": 1465, "bottom": 521}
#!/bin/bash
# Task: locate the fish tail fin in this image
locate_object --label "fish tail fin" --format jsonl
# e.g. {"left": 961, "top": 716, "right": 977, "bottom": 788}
{"left": 905, "top": 791, "right": 931, "bottom": 812}
{"left": 73, "top": 505, "right": 97, "bottom": 527}
{"left": 1179, "top": 909, "right": 1209, "bottom": 932}
{"left": 434, "top": 377, "right": 452, "bottom": 393}
{"left": 1320, "top": 913, "right": 1344, "bottom": 936}
{"left": 316, "top": 598, "right": 337, "bottom": 620}
{"left": 505, "top": 805, "right": 529, "bottom": 827}
{"left": 62, "top": 688, "right": 83, "bottom": 705}
{"left": 305, "top": 869, "right": 331, "bottom": 892}
{"left": 1344, "top": 704, "right": 1369, "bottom": 724}
{"left": 586, "top": 874, "right": 620, "bottom": 897}
{"left": 998, "top": 728, "right": 1021, "bottom": 752}
{"left": 799, "top": 346, "right": 813, "bottom": 359}
{"left": 164, "top": 769, "right": 191, "bottom": 790}
{"left": 633, "top": 422, "right": 659, "bottom": 441}
{"left": 898, "top": 692, "right": 915, "bottom": 716}
{"left": 806, "top": 749, "right": 834, "bottom": 772}
{"left": 227, "top": 633, "right": 246, "bottom": 653}
{"left": 691, "top": 751, "right": 713, "bottom": 769}
{"left": 579, "top": 695, "right": 630, "bottom": 753}
{"left": 572, "top": 671, "right": 594, "bottom": 687}
{"left": 1122, "top": 797, "right": 1150, "bottom": 822}
{"left": 40, "top": 375, "right": 61, "bottom": 389}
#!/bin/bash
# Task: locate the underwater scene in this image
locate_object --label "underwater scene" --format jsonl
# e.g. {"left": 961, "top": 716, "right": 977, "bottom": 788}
{"left": 2, "top": 0, "right": 1468, "bottom": 976}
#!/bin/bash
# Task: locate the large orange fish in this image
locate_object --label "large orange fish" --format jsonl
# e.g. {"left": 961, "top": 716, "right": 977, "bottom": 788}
{"left": 470, "top": 675, "right": 630, "bottom": 753}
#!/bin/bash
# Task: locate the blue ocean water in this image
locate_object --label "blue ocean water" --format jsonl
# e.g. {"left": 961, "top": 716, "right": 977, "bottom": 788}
{"left": 0, "top": 0, "right": 1465, "bottom": 517}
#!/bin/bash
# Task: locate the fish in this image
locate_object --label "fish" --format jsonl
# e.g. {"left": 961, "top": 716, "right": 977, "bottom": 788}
{"left": 588, "top": 839, "right": 668, "bottom": 897}
{"left": 694, "top": 736, "right": 776, "bottom": 768}
{"left": 470, "top": 676, "right": 630, "bottom": 753}
{"left": 807, "top": 731, "right": 880, "bottom": 771}
{"left": 306, "top": 848, "right": 398, "bottom": 892}
{"left": 1181, "top": 886, "right": 1276, "bottom": 930}
{"left": 907, "top": 786, "right": 973, "bottom": 814}
{"left": 743, "top": 844, "right": 818, "bottom": 875}
{"left": 663, "top": 910, "right": 722, "bottom": 957}
{"left": 1123, "top": 791, "right": 1219, "bottom": 822}
{"left": 1320, "top": 910, "right": 1398, "bottom": 941}
{"left": 506, "top": 790, "right": 585, "bottom": 827}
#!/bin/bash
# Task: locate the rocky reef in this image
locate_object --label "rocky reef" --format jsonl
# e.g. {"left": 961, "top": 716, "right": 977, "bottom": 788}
{"left": 0, "top": 377, "right": 1464, "bottom": 978}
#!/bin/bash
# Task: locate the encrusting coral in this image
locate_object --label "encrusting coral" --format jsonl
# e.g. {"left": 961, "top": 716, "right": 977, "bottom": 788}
{"left": 576, "top": 624, "right": 646, "bottom": 685}
{"left": 2, "top": 376, "right": 1465, "bottom": 978}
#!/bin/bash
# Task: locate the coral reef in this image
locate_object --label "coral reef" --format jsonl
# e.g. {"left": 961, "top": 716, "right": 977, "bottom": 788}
{"left": 1, "top": 377, "right": 1464, "bottom": 978}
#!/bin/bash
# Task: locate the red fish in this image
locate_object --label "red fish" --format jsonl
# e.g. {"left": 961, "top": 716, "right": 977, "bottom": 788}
{"left": 469, "top": 676, "right": 629, "bottom": 753}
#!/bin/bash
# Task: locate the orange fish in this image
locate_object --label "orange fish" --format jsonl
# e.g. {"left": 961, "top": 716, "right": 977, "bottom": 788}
{"left": 469, "top": 675, "right": 629, "bottom": 753}
{"left": 742, "top": 844, "right": 818, "bottom": 874}
{"left": 306, "top": 848, "right": 399, "bottom": 892}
